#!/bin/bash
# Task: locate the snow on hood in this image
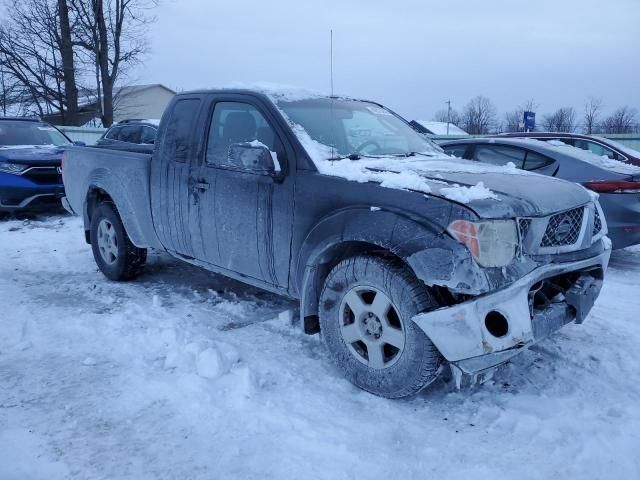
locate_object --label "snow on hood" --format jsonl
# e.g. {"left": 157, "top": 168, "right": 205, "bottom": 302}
{"left": 0, "top": 145, "right": 66, "bottom": 165}
{"left": 541, "top": 139, "right": 640, "bottom": 176}
{"left": 0, "top": 144, "right": 59, "bottom": 150}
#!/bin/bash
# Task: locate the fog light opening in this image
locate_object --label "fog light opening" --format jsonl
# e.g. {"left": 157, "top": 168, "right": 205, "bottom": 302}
{"left": 485, "top": 311, "right": 509, "bottom": 338}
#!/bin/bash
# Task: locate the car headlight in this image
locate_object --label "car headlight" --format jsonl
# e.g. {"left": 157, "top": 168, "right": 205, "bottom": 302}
{"left": 0, "top": 162, "right": 29, "bottom": 174}
{"left": 447, "top": 219, "right": 517, "bottom": 267}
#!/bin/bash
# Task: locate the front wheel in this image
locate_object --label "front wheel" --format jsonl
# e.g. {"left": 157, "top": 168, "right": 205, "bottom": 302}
{"left": 90, "top": 202, "right": 147, "bottom": 281}
{"left": 319, "top": 255, "right": 442, "bottom": 398}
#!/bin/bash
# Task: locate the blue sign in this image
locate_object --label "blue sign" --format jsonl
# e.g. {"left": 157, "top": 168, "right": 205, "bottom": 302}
{"left": 523, "top": 111, "right": 536, "bottom": 132}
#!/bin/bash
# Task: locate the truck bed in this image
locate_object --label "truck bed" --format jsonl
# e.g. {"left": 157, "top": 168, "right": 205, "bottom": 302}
{"left": 62, "top": 145, "right": 162, "bottom": 249}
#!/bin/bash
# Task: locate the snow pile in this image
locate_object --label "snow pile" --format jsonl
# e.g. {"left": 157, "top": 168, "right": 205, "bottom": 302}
{"left": 1, "top": 214, "right": 640, "bottom": 479}
{"left": 440, "top": 181, "right": 499, "bottom": 203}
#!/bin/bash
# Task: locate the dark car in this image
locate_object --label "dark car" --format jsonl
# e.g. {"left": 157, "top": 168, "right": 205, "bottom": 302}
{"left": 62, "top": 88, "right": 609, "bottom": 398}
{"left": 440, "top": 137, "right": 640, "bottom": 248}
{"left": 497, "top": 132, "right": 640, "bottom": 166}
{"left": 0, "top": 117, "right": 73, "bottom": 212}
{"left": 96, "top": 119, "right": 159, "bottom": 147}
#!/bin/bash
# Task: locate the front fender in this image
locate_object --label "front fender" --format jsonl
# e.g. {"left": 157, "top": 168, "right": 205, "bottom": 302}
{"left": 296, "top": 207, "right": 489, "bottom": 318}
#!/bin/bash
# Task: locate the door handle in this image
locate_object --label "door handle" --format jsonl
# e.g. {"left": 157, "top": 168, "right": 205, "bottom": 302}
{"left": 193, "top": 180, "right": 209, "bottom": 192}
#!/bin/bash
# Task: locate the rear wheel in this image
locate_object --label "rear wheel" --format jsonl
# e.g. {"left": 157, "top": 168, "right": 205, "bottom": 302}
{"left": 90, "top": 202, "right": 147, "bottom": 281}
{"left": 319, "top": 255, "right": 442, "bottom": 398}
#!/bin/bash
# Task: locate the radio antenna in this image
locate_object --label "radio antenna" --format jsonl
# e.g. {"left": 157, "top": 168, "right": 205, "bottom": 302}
{"left": 330, "top": 29, "right": 334, "bottom": 96}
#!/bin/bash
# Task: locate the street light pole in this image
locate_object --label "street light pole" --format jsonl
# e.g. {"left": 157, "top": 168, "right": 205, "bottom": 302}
{"left": 445, "top": 99, "right": 452, "bottom": 135}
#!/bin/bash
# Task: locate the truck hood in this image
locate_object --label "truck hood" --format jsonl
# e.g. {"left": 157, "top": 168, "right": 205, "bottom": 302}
{"left": 418, "top": 169, "right": 592, "bottom": 218}
{"left": 363, "top": 157, "right": 593, "bottom": 219}
{"left": 0, "top": 145, "right": 66, "bottom": 166}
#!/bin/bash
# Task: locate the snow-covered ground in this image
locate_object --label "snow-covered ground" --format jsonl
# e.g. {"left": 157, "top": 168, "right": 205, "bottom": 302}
{"left": 1, "top": 214, "right": 639, "bottom": 480}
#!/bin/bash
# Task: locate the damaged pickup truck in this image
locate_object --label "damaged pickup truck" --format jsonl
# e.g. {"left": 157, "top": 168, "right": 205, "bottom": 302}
{"left": 62, "top": 88, "right": 610, "bottom": 398}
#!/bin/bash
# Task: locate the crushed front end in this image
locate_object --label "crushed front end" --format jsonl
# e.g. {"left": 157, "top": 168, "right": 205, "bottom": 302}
{"left": 413, "top": 201, "right": 611, "bottom": 375}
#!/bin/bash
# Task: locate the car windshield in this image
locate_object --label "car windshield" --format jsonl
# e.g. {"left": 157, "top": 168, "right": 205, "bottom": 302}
{"left": 0, "top": 121, "right": 71, "bottom": 147}
{"left": 277, "top": 98, "right": 442, "bottom": 158}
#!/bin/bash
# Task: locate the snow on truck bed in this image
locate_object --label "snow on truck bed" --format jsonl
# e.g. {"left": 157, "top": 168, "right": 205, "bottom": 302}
{"left": 1, "top": 214, "right": 639, "bottom": 479}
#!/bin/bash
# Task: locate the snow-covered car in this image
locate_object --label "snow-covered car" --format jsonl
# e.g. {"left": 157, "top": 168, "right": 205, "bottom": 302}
{"left": 440, "top": 137, "right": 640, "bottom": 249}
{"left": 61, "top": 88, "right": 610, "bottom": 398}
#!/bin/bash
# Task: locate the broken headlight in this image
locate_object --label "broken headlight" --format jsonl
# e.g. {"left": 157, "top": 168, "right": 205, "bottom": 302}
{"left": 447, "top": 219, "right": 517, "bottom": 268}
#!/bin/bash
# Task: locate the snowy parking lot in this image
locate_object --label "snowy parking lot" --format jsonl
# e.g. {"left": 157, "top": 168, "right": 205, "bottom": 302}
{"left": 1, "top": 213, "right": 639, "bottom": 480}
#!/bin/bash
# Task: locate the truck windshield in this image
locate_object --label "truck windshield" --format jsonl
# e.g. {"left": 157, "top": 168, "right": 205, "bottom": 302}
{"left": 0, "top": 121, "right": 71, "bottom": 147}
{"left": 277, "top": 98, "right": 442, "bottom": 158}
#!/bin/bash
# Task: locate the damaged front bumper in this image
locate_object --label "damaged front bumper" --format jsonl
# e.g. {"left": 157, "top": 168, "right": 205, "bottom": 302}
{"left": 412, "top": 248, "right": 610, "bottom": 374}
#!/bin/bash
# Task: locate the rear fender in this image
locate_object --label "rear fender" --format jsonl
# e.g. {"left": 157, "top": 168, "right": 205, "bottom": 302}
{"left": 84, "top": 168, "right": 154, "bottom": 248}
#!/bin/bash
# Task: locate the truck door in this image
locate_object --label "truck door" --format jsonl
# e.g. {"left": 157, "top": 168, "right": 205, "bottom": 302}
{"left": 150, "top": 96, "right": 203, "bottom": 257}
{"left": 189, "top": 95, "right": 294, "bottom": 288}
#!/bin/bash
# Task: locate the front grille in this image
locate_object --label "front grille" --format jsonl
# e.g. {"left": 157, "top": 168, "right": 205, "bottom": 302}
{"left": 22, "top": 167, "right": 62, "bottom": 185}
{"left": 540, "top": 207, "right": 584, "bottom": 247}
{"left": 593, "top": 208, "right": 602, "bottom": 236}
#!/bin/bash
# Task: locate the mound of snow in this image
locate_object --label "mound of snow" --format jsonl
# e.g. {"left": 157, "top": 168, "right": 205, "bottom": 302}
{"left": 440, "top": 181, "right": 499, "bottom": 203}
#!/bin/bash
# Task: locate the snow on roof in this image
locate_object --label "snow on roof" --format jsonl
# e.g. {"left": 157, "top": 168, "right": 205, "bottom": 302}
{"left": 415, "top": 120, "right": 469, "bottom": 136}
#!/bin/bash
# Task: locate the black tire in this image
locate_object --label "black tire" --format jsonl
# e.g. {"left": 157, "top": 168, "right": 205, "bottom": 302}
{"left": 319, "top": 255, "right": 442, "bottom": 398}
{"left": 90, "top": 202, "right": 147, "bottom": 281}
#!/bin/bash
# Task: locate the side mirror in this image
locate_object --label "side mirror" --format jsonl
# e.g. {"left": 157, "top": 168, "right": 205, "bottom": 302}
{"left": 228, "top": 142, "right": 280, "bottom": 176}
{"left": 73, "top": 141, "right": 86, "bottom": 146}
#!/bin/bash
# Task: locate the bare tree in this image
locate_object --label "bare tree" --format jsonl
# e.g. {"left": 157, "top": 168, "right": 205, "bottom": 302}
{"left": 460, "top": 96, "right": 497, "bottom": 135}
{"left": 503, "top": 99, "right": 539, "bottom": 133}
{"left": 71, "top": 0, "right": 158, "bottom": 126}
{"left": 542, "top": 107, "right": 576, "bottom": 132}
{"left": 583, "top": 97, "right": 602, "bottom": 134}
{"left": 0, "top": 61, "right": 20, "bottom": 115}
{"left": 600, "top": 107, "right": 637, "bottom": 134}
{"left": 0, "top": 0, "right": 81, "bottom": 123}
{"left": 433, "top": 108, "right": 461, "bottom": 127}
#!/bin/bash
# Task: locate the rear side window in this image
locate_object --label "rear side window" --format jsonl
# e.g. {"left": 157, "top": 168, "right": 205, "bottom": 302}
{"left": 574, "top": 139, "right": 618, "bottom": 160}
{"left": 473, "top": 145, "right": 526, "bottom": 168}
{"left": 140, "top": 126, "right": 156, "bottom": 144}
{"left": 165, "top": 98, "right": 201, "bottom": 161}
{"left": 442, "top": 144, "right": 468, "bottom": 158}
{"left": 105, "top": 126, "right": 121, "bottom": 140}
{"left": 524, "top": 151, "right": 553, "bottom": 170}
{"left": 118, "top": 126, "right": 141, "bottom": 144}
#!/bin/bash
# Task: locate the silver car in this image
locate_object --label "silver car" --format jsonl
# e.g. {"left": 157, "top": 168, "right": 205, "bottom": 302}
{"left": 440, "top": 137, "right": 640, "bottom": 249}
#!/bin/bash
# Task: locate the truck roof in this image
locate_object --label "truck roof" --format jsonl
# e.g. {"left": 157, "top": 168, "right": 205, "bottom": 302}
{"left": 174, "top": 87, "right": 369, "bottom": 104}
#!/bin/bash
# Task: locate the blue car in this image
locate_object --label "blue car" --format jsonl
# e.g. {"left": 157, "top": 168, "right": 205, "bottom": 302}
{"left": 0, "top": 117, "right": 73, "bottom": 213}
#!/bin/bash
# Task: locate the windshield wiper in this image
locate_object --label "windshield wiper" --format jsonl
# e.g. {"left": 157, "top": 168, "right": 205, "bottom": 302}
{"left": 328, "top": 153, "right": 383, "bottom": 161}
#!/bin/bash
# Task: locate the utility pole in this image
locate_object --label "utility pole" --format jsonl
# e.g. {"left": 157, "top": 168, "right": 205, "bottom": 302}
{"left": 445, "top": 99, "right": 452, "bottom": 135}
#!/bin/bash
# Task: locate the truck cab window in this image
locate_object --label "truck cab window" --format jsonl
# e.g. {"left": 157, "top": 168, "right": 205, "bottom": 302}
{"left": 206, "top": 101, "right": 282, "bottom": 169}
{"left": 165, "top": 98, "right": 201, "bottom": 161}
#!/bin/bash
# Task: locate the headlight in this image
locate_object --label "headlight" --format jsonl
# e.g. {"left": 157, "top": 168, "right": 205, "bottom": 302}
{"left": 447, "top": 219, "right": 517, "bottom": 267}
{"left": 0, "top": 162, "right": 29, "bottom": 174}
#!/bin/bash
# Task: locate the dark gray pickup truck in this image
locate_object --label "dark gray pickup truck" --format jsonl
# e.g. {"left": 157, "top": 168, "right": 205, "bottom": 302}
{"left": 62, "top": 88, "right": 610, "bottom": 398}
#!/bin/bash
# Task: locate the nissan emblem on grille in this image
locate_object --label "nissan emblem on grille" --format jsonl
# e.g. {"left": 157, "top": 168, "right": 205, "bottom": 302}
{"left": 540, "top": 207, "right": 584, "bottom": 247}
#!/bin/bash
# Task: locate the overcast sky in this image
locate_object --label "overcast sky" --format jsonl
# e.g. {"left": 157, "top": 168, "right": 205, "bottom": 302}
{"left": 138, "top": 0, "right": 640, "bottom": 122}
